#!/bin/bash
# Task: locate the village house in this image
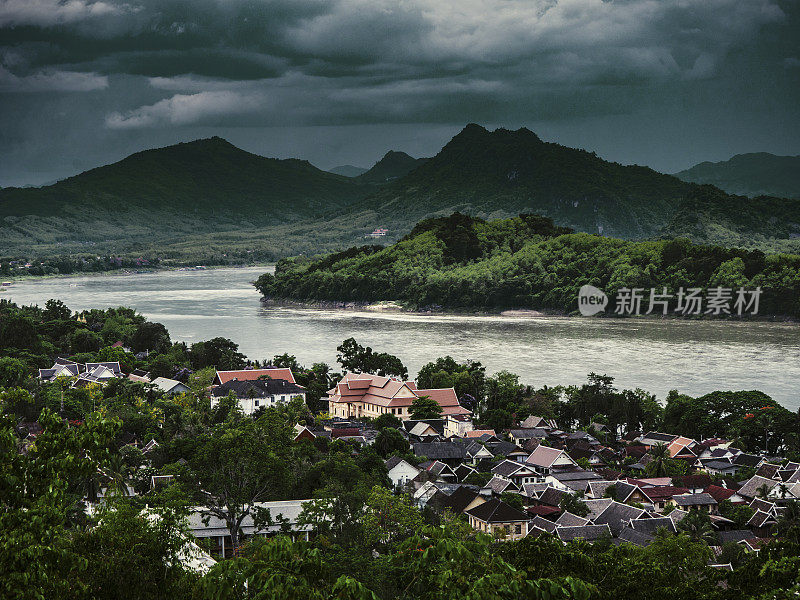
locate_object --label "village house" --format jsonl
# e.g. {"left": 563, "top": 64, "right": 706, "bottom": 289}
{"left": 385, "top": 456, "right": 421, "bottom": 488}
{"left": 670, "top": 493, "right": 719, "bottom": 514}
{"left": 151, "top": 377, "right": 190, "bottom": 395}
{"left": 39, "top": 358, "right": 123, "bottom": 387}
{"left": 210, "top": 378, "right": 307, "bottom": 415}
{"left": 212, "top": 368, "right": 297, "bottom": 386}
{"left": 188, "top": 499, "right": 315, "bottom": 558}
{"left": 465, "top": 498, "right": 529, "bottom": 539}
{"left": 525, "top": 444, "right": 578, "bottom": 476}
{"left": 326, "top": 372, "right": 471, "bottom": 420}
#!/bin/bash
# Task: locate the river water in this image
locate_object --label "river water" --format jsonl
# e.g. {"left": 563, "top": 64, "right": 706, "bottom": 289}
{"left": 4, "top": 266, "right": 799, "bottom": 409}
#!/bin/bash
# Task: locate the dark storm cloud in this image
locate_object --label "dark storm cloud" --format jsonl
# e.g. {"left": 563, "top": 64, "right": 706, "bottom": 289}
{"left": 0, "top": 0, "right": 798, "bottom": 185}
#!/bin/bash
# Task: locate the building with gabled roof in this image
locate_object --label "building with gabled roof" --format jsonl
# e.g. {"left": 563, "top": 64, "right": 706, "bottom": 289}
{"left": 213, "top": 368, "right": 296, "bottom": 386}
{"left": 327, "top": 372, "right": 471, "bottom": 420}
{"left": 466, "top": 498, "right": 529, "bottom": 539}
{"left": 525, "top": 445, "right": 578, "bottom": 474}
{"left": 556, "top": 524, "right": 612, "bottom": 542}
{"left": 386, "top": 456, "right": 420, "bottom": 488}
{"left": 39, "top": 359, "right": 123, "bottom": 387}
{"left": 210, "top": 378, "right": 307, "bottom": 415}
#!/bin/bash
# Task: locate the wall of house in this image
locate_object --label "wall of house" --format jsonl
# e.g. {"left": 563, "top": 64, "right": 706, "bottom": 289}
{"left": 388, "top": 462, "right": 420, "bottom": 488}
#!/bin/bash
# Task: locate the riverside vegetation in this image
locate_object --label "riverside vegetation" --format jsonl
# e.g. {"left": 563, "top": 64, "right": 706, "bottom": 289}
{"left": 255, "top": 213, "right": 800, "bottom": 316}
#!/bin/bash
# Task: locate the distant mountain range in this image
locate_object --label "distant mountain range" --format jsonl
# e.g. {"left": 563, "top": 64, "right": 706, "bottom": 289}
{"left": 355, "top": 151, "right": 429, "bottom": 184}
{"left": 675, "top": 153, "right": 800, "bottom": 200}
{"left": 353, "top": 124, "right": 693, "bottom": 239}
{"left": 328, "top": 151, "right": 428, "bottom": 183}
{"left": 329, "top": 165, "right": 368, "bottom": 177}
{"left": 2, "top": 126, "right": 799, "bottom": 261}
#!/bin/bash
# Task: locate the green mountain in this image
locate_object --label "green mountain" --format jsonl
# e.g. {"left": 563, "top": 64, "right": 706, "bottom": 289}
{"left": 256, "top": 212, "right": 800, "bottom": 317}
{"left": 328, "top": 165, "right": 368, "bottom": 177}
{"left": 663, "top": 185, "right": 800, "bottom": 251}
{"left": 3, "top": 127, "right": 799, "bottom": 263}
{"left": 356, "top": 151, "right": 428, "bottom": 184}
{"left": 353, "top": 124, "right": 694, "bottom": 239}
{"left": 0, "top": 137, "right": 370, "bottom": 256}
{"left": 675, "top": 153, "right": 800, "bottom": 199}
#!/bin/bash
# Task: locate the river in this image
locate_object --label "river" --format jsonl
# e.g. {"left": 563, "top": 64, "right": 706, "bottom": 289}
{"left": 4, "top": 266, "right": 799, "bottom": 409}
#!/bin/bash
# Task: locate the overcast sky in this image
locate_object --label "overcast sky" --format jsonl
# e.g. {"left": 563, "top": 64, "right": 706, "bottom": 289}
{"left": 1, "top": 0, "right": 798, "bottom": 187}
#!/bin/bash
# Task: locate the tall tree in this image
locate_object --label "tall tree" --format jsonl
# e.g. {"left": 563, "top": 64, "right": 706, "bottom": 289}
{"left": 336, "top": 338, "right": 408, "bottom": 379}
{"left": 180, "top": 414, "right": 293, "bottom": 551}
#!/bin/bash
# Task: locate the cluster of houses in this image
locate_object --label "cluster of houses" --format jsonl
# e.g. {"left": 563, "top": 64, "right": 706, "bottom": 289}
{"left": 37, "top": 357, "right": 192, "bottom": 395}
{"left": 366, "top": 420, "right": 800, "bottom": 554}
{"left": 31, "top": 361, "right": 800, "bottom": 561}
{"left": 38, "top": 357, "right": 124, "bottom": 388}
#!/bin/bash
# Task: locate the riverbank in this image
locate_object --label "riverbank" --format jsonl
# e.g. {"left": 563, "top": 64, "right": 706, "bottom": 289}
{"left": 258, "top": 296, "right": 800, "bottom": 322}
{"left": 2, "top": 262, "right": 274, "bottom": 284}
{"left": 6, "top": 266, "right": 799, "bottom": 407}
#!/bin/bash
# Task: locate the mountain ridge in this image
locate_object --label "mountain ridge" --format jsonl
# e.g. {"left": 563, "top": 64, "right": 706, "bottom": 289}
{"left": 675, "top": 152, "right": 800, "bottom": 200}
{"left": 355, "top": 150, "right": 429, "bottom": 184}
{"left": 2, "top": 126, "right": 799, "bottom": 260}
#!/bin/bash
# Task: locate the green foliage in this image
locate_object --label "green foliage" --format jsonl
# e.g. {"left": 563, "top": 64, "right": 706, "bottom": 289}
{"left": 131, "top": 321, "right": 172, "bottom": 354}
{"left": 257, "top": 212, "right": 800, "bottom": 316}
{"left": 663, "top": 390, "right": 796, "bottom": 453}
{"left": 559, "top": 492, "right": 590, "bottom": 518}
{"left": 677, "top": 510, "right": 718, "bottom": 545}
{"left": 69, "top": 501, "right": 196, "bottom": 600}
{"left": 374, "top": 413, "right": 403, "bottom": 431}
{"left": 374, "top": 427, "right": 409, "bottom": 458}
{"left": 202, "top": 535, "right": 378, "bottom": 600}
{"left": 416, "top": 356, "right": 485, "bottom": 403}
{"left": 179, "top": 413, "right": 294, "bottom": 548}
{"left": 0, "top": 357, "right": 27, "bottom": 387}
{"left": 362, "top": 487, "right": 424, "bottom": 550}
{"left": 0, "top": 409, "right": 120, "bottom": 600}
{"left": 189, "top": 337, "right": 247, "bottom": 371}
{"left": 409, "top": 395, "right": 443, "bottom": 420}
{"left": 336, "top": 338, "right": 408, "bottom": 379}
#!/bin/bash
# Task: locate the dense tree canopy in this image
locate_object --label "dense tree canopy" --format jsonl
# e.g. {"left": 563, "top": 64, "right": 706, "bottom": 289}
{"left": 256, "top": 214, "right": 800, "bottom": 316}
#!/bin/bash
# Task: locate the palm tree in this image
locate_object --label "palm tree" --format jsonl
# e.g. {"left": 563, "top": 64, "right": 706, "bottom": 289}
{"left": 756, "top": 483, "right": 772, "bottom": 500}
{"left": 646, "top": 443, "right": 670, "bottom": 478}
{"left": 778, "top": 483, "right": 789, "bottom": 500}
{"left": 678, "top": 510, "right": 717, "bottom": 545}
{"left": 776, "top": 501, "right": 800, "bottom": 543}
{"left": 101, "top": 454, "right": 133, "bottom": 497}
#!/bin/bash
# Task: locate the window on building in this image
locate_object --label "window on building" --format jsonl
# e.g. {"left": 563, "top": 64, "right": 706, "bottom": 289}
{"left": 255, "top": 400, "right": 259, "bottom": 407}
{"left": 515, "top": 524, "right": 522, "bottom": 535}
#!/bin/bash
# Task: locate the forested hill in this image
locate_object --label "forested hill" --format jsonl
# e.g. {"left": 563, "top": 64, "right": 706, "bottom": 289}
{"left": 352, "top": 124, "right": 694, "bottom": 239}
{"left": 355, "top": 150, "right": 429, "bottom": 184}
{"left": 0, "top": 137, "right": 370, "bottom": 255}
{"left": 3, "top": 127, "right": 800, "bottom": 263}
{"left": 255, "top": 213, "right": 800, "bottom": 317}
{"left": 675, "top": 152, "right": 800, "bottom": 200}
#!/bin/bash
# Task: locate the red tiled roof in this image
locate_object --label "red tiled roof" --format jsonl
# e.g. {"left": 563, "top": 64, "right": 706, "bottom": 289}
{"left": 214, "top": 368, "right": 296, "bottom": 385}
{"left": 327, "top": 373, "right": 471, "bottom": 415}
{"left": 705, "top": 485, "right": 738, "bottom": 503}
{"left": 526, "top": 505, "right": 561, "bottom": 517}
{"left": 331, "top": 428, "right": 361, "bottom": 438}
{"left": 641, "top": 486, "right": 689, "bottom": 501}
{"left": 467, "top": 430, "right": 496, "bottom": 438}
